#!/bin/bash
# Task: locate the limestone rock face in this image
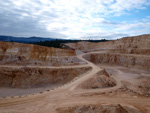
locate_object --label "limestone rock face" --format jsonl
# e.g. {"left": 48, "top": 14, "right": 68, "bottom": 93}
{"left": 0, "top": 41, "right": 83, "bottom": 66}
{"left": 66, "top": 35, "right": 150, "bottom": 70}
{"left": 66, "top": 34, "right": 150, "bottom": 54}
{"left": 0, "top": 67, "right": 91, "bottom": 88}
{"left": 83, "top": 53, "right": 150, "bottom": 70}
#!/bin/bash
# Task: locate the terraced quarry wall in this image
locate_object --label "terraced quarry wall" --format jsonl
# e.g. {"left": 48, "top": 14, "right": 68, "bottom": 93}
{"left": 66, "top": 34, "right": 150, "bottom": 54}
{"left": 66, "top": 35, "right": 150, "bottom": 70}
{"left": 109, "top": 48, "right": 150, "bottom": 55}
{"left": 83, "top": 53, "right": 150, "bottom": 70}
{"left": 0, "top": 41, "right": 84, "bottom": 66}
{"left": 0, "top": 66, "right": 91, "bottom": 88}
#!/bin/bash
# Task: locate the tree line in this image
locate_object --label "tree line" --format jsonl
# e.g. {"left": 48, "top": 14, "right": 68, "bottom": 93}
{"left": 33, "top": 39, "right": 109, "bottom": 49}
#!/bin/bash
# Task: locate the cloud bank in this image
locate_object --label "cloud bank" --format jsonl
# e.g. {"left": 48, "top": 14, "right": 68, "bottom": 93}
{"left": 0, "top": 0, "right": 150, "bottom": 39}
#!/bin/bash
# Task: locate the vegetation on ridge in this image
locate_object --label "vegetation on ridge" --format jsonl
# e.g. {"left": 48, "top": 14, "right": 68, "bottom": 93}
{"left": 33, "top": 39, "right": 109, "bottom": 48}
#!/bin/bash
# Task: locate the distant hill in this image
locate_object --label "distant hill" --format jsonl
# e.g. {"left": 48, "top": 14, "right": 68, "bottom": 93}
{"left": 0, "top": 35, "right": 109, "bottom": 49}
{"left": 0, "top": 35, "right": 60, "bottom": 43}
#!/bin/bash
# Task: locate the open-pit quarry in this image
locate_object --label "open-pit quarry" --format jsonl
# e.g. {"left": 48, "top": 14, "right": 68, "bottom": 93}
{"left": 0, "top": 34, "right": 150, "bottom": 113}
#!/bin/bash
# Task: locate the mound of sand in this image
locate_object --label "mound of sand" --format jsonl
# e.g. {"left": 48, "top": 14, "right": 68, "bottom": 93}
{"left": 78, "top": 69, "right": 116, "bottom": 89}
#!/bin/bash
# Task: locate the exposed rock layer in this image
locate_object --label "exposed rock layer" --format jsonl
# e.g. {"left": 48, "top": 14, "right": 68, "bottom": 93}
{"left": 66, "top": 34, "right": 150, "bottom": 54}
{"left": 83, "top": 53, "right": 150, "bottom": 70}
{"left": 0, "top": 67, "right": 91, "bottom": 88}
{"left": 0, "top": 41, "right": 84, "bottom": 66}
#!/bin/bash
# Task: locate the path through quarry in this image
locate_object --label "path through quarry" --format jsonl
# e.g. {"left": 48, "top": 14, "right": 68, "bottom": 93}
{"left": 0, "top": 51, "right": 150, "bottom": 113}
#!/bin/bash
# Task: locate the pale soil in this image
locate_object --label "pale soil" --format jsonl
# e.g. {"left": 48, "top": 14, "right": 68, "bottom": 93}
{"left": 0, "top": 51, "right": 150, "bottom": 113}
{"left": 0, "top": 85, "right": 56, "bottom": 98}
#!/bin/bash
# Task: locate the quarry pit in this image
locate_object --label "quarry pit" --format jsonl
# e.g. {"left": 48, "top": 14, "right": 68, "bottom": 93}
{"left": 0, "top": 35, "right": 150, "bottom": 113}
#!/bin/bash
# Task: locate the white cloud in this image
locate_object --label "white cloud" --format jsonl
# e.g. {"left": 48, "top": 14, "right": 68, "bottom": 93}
{"left": 109, "top": 0, "right": 150, "bottom": 13}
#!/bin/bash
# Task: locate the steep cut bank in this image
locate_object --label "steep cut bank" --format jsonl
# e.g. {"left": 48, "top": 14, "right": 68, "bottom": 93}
{"left": 83, "top": 53, "right": 150, "bottom": 70}
{"left": 0, "top": 41, "right": 84, "bottom": 66}
{"left": 0, "top": 66, "right": 91, "bottom": 88}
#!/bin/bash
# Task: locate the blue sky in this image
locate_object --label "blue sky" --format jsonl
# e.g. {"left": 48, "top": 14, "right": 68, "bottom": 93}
{"left": 0, "top": 0, "right": 150, "bottom": 39}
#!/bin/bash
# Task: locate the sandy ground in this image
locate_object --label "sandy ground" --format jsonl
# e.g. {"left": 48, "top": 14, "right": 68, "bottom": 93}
{"left": 0, "top": 51, "right": 150, "bottom": 113}
{"left": 0, "top": 85, "right": 56, "bottom": 98}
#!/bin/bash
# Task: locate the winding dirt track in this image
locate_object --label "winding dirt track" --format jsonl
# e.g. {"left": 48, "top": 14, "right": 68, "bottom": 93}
{"left": 0, "top": 52, "right": 150, "bottom": 113}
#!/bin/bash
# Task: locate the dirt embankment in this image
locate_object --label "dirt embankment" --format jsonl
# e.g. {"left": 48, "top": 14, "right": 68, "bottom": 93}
{"left": 0, "top": 66, "right": 91, "bottom": 88}
{"left": 78, "top": 69, "right": 116, "bottom": 89}
{"left": 83, "top": 53, "right": 150, "bottom": 70}
{"left": 0, "top": 41, "right": 84, "bottom": 66}
{"left": 122, "top": 76, "right": 150, "bottom": 95}
{"left": 56, "top": 104, "right": 143, "bottom": 113}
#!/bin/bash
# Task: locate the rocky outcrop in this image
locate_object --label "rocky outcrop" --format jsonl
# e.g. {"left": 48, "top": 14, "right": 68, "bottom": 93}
{"left": 83, "top": 53, "right": 150, "bottom": 70}
{"left": 0, "top": 41, "right": 84, "bottom": 66}
{"left": 0, "top": 66, "right": 91, "bottom": 88}
{"left": 108, "top": 49, "right": 150, "bottom": 55}
{"left": 56, "top": 104, "right": 143, "bottom": 113}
